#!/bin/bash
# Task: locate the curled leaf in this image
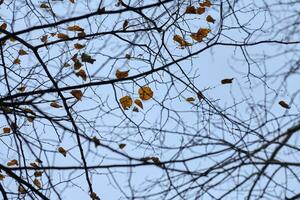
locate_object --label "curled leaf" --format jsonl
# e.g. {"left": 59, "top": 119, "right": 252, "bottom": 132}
{"left": 200, "top": 0, "right": 212, "bottom": 7}
{"left": 34, "top": 171, "right": 43, "bottom": 177}
{"left": 40, "top": 3, "right": 50, "bottom": 9}
{"left": 221, "top": 78, "right": 233, "bottom": 84}
{"left": 119, "top": 95, "right": 133, "bottom": 110}
{"left": 19, "top": 49, "right": 28, "bottom": 55}
{"left": 81, "top": 53, "right": 96, "bottom": 64}
{"left": 3, "top": 127, "right": 11, "bottom": 134}
{"left": 186, "top": 97, "right": 195, "bottom": 102}
{"left": 206, "top": 15, "right": 215, "bottom": 23}
{"left": 190, "top": 28, "right": 211, "bottom": 42}
{"left": 75, "top": 69, "right": 87, "bottom": 81}
{"left": 74, "top": 43, "right": 85, "bottom": 50}
{"left": 138, "top": 86, "right": 153, "bottom": 101}
{"left": 7, "top": 159, "right": 18, "bottom": 166}
{"left": 185, "top": 6, "right": 196, "bottom": 14}
{"left": 0, "top": 174, "right": 5, "bottom": 181}
{"left": 134, "top": 99, "right": 143, "bottom": 109}
{"left": 50, "top": 102, "right": 62, "bottom": 108}
{"left": 18, "top": 185, "right": 26, "bottom": 194}
{"left": 279, "top": 100, "right": 290, "bottom": 109}
{"left": 123, "top": 20, "right": 129, "bottom": 30}
{"left": 58, "top": 147, "right": 67, "bottom": 157}
{"left": 33, "top": 179, "right": 42, "bottom": 189}
{"left": 173, "top": 35, "right": 192, "bottom": 47}
{"left": 132, "top": 106, "right": 139, "bottom": 112}
{"left": 57, "top": 33, "right": 69, "bottom": 39}
{"left": 70, "top": 90, "right": 83, "bottom": 100}
{"left": 67, "top": 25, "right": 84, "bottom": 32}
{"left": 196, "top": 7, "right": 205, "bottom": 14}
{"left": 115, "top": 69, "right": 129, "bottom": 79}
{"left": 119, "top": 143, "right": 126, "bottom": 149}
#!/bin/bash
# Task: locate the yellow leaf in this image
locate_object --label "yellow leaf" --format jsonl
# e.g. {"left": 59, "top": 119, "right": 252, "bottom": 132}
{"left": 115, "top": 69, "right": 129, "bottom": 79}
{"left": 119, "top": 143, "right": 126, "bottom": 149}
{"left": 74, "top": 43, "right": 85, "bottom": 50}
{"left": 18, "top": 185, "right": 26, "bottom": 194}
{"left": 279, "top": 100, "right": 290, "bottom": 109}
{"left": 134, "top": 99, "right": 143, "bottom": 109}
{"left": 119, "top": 95, "right": 133, "bottom": 110}
{"left": 7, "top": 159, "right": 18, "bottom": 166}
{"left": 0, "top": 174, "right": 5, "bottom": 181}
{"left": 206, "top": 15, "right": 215, "bottom": 23}
{"left": 221, "top": 78, "right": 233, "bottom": 84}
{"left": 70, "top": 90, "right": 83, "bottom": 100}
{"left": 33, "top": 179, "right": 42, "bottom": 189}
{"left": 58, "top": 147, "right": 67, "bottom": 157}
{"left": 68, "top": 25, "right": 84, "bottom": 32}
{"left": 40, "top": 3, "right": 50, "bottom": 9}
{"left": 34, "top": 171, "right": 43, "bottom": 177}
{"left": 50, "top": 102, "right": 62, "bottom": 108}
{"left": 186, "top": 97, "right": 195, "bottom": 102}
{"left": 185, "top": 6, "right": 196, "bottom": 14}
{"left": 138, "top": 86, "right": 153, "bottom": 101}
{"left": 75, "top": 69, "right": 88, "bottom": 81}
{"left": 18, "top": 49, "right": 28, "bottom": 55}
{"left": 13, "top": 58, "right": 20, "bottom": 65}
{"left": 3, "top": 127, "right": 10, "bottom": 134}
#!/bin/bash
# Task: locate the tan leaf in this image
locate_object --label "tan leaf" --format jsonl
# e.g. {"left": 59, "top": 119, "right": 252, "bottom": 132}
{"left": 68, "top": 25, "right": 84, "bottom": 32}
{"left": 115, "top": 69, "right": 129, "bottom": 79}
{"left": 200, "top": 0, "right": 212, "bottom": 7}
{"left": 186, "top": 97, "right": 195, "bottom": 102}
{"left": 70, "top": 90, "right": 83, "bottom": 100}
{"left": 132, "top": 106, "right": 139, "bottom": 112}
{"left": 57, "top": 33, "right": 69, "bottom": 39}
{"left": 185, "top": 6, "right": 196, "bottom": 14}
{"left": 7, "top": 159, "right": 18, "bottom": 166}
{"left": 33, "top": 179, "right": 42, "bottom": 189}
{"left": 13, "top": 58, "right": 20, "bottom": 65}
{"left": 0, "top": 174, "right": 5, "bottom": 181}
{"left": 138, "top": 86, "right": 153, "bottom": 101}
{"left": 50, "top": 102, "right": 62, "bottom": 108}
{"left": 40, "top": 3, "right": 50, "bottom": 9}
{"left": 119, "top": 95, "right": 133, "bottom": 110}
{"left": 75, "top": 69, "right": 87, "bottom": 81}
{"left": 18, "top": 49, "right": 28, "bottom": 55}
{"left": 18, "top": 185, "right": 26, "bottom": 194}
{"left": 58, "top": 147, "right": 67, "bottom": 157}
{"left": 206, "top": 15, "right": 215, "bottom": 23}
{"left": 119, "top": 143, "right": 126, "bottom": 149}
{"left": 34, "top": 171, "right": 43, "bottom": 177}
{"left": 279, "top": 100, "right": 290, "bottom": 109}
{"left": 30, "top": 162, "right": 39, "bottom": 168}
{"left": 134, "top": 99, "right": 143, "bottom": 109}
{"left": 81, "top": 53, "right": 96, "bottom": 64}
{"left": 3, "top": 127, "right": 11, "bottom": 134}
{"left": 74, "top": 43, "right": 85, "bottom": 50}
{"left": 123, "top": 20, "right": 129, "bottom": 30}
{"left": 221, "top": 78, "right": 233, "bottom": 84}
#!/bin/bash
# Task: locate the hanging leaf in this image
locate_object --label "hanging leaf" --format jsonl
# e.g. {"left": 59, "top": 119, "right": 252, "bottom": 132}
{"left": 206, "top": 15, "right": 215, "bottom": 23}
{"left": 18, "top": 49, "right": 28, "bottom": 55}
{"left": 3, "top": 127, "right": 11, "bottom": 134}
{"left": 138, "top": 86, "right": 153, "bottom": 101}
{"left": 90, "top": 192, "right": 100, "bottom": 200}
{"left": 75, "top": 69, "right": 87, "bottom": 81}
{"left": 134, "top": 99, "right": 143, "bottom": 109}
{"left": 92, "top": 136, "right": 101, "bottom": 147}
{"left": 77, "top": 31, "right": 86, "bottom": 38}
{"left": 119, "top": 143, "right": 126, "bottom": 149}
{"left": 200, "top": 0, "right": 212, "bottom": 7}
{"left": 67, "top": 25, "right": 84, "bottom": 32}
{"left": 0, "top": 23, "right": 7, "bottom": 30}
{"left": 7, "top": 159, "right": 18, "bottom": 166}
{"left": 197, "top": 91, "right": 204, "bottom": 100}
{"left": 74, "top": 43, "right": 85, "bottom": 50}
{"left": 119, "top": 96, "right": 133, "bottom": 110}
{"left": 50, "top": 102, "right": 62, "bottom": 108}
{"left": 69, "top": 0, "right": 75, "bottom": 3}
{"left": 185, "top": 6, "right": 197, "bottom": 14}
{"left": 115, "top": 69, "right": 129, "bottom": 79}
{"left": 173, "top": 35, "right": 192, "bottom": 47}
{"left": 81, "top": 53, "right": 96, "bottom": 64}
{"left": 34, "top": 171, "right": 43, "bottom": 177}
{"left": 36, "top": 158, "right": 43, "bottom": 164}
{"left": 13, "top": 58, "right": 20, "bottom": 65}
{"left": 132, "top": 106, "right": 139, "bottom": 112}
{"left": 57, "top": 33, "right": 69, "bottom": 40}
{"left": 279, "top": 100, "right": 290, "bottom": 109}
{"left": 123, "top": 20, "right": 129, "bottom": 30}
{"left": 30, "top": 162, "right": 39, "bottom": 168}
{"left": 221, "top": 78, "right": 233, "bottom": 84}
{"left": 70, "top": 90, "right": 83, "bottom": 100}
{"left": 17, "top": 86, "right": 26, "bottom": 92}
{"left": 33, "top": 179, "right": 42, "bottom": 189}
{"left": 18, "top": 185, "right": 26, "bottom": 194}
{"left": 0, "top": 174, "right": 5, "bottom": 181}
{"left": 64, "top": 62, "right": 71, "bottom": 67}
{"left": 190, "top": 28, "right": 211, "bottom": 42}
{"left": 40, "top": 3, "right": 50, "bottom": 9}
{"left": 196, "top": 7, "right": 205, "bottom": 14}
{"left": 186, "top": 97, "right": 195, "bottom": 102}
{"left": 41, "top": 35, "right": 48, "bottom": 43}
{"left": 58, "top": 147, "right": 67, "bottom": 157}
